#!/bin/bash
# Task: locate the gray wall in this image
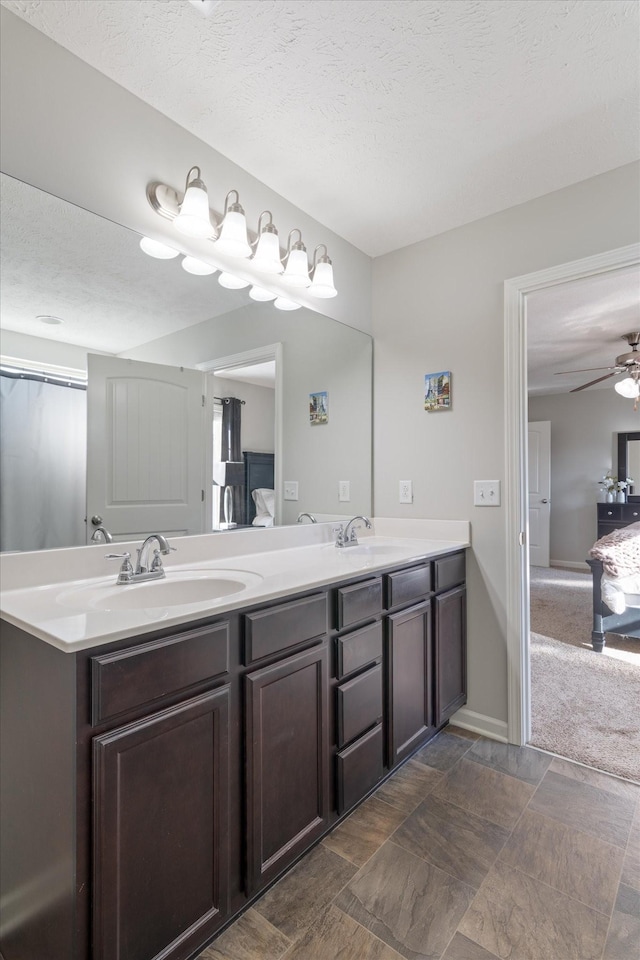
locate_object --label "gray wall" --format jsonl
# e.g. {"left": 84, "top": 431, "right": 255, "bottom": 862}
{"left": 372, "top": 162, "right": 640, "bottom": 728}
{"left": 528, "top": 389, "right": 639, "bottom": 567}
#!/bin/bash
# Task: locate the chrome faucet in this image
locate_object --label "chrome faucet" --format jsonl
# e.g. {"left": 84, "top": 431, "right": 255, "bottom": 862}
{"left": 297, "top": 512, "right": 317, "bottom": 523}
{"left": 335, "top": 515, "right": 372, "bottom": 548}
{"left": 106, "top": 534, "right": 175, "bottom": 584}
{"left": 90, "top": 525, "right": 113, "bottom": 543}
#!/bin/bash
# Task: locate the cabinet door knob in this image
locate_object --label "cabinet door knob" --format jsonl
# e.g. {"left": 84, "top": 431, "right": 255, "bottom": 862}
{"left": 607, "top": 511, "right": 613, "bottom": 516}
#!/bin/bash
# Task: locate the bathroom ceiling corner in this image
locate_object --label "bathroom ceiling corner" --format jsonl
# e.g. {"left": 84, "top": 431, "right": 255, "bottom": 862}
{"left": 1, "top": 0, "right": 637, "bottom": 258}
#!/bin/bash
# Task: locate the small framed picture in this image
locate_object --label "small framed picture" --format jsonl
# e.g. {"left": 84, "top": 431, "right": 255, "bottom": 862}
{"left": 309, "top": 390, "right": 328, "bottom": 425}
{"left": 424, "top": 371, "right": 451, "bottom": 411}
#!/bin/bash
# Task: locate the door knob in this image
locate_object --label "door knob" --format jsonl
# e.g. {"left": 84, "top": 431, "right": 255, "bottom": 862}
{"left": 541, "top": 499, "right": 550, "bottom": 504}
{"left": 91, "top": 515, "right": 103, "bottom": 526}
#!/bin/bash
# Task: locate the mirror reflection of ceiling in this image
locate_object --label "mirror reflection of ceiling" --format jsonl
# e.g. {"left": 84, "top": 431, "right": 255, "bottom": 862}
{"left": 527, "top": 264, "right": 640, "bottom": 397}
{"left": 1, "top": 0, "right": 636, "bottom": 257}
{"left": 0, "top": 173, "right": 261, "bottom": 355}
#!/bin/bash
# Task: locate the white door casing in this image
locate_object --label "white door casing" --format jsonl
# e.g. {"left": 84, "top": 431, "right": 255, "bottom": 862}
{"left": 504, "top": 242, "right": 640, "bottom": 746}
{"left": 527, "top": 420, "right": 551, "bottom": 567}
{"left": 86, "top": 354, "right": 207, "bottom": 543}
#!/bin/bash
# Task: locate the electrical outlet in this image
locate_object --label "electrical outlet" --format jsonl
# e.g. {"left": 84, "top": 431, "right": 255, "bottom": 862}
{"left": 399, "top": 480, "right": 413, "bottom": 504}
{"left": 338, "top": 480, "right": 350, "bottom": 502}
{"left": 474, "top": 480, "right": 501, "bottom": 506}
{"left": 283, "top": 481, "right": 299, "bottom": 501}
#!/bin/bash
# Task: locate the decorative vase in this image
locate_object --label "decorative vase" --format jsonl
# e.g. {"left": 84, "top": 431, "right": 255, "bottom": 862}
{"left": 617, "top": 490, "right": 626, "bottom": 503}
{"left": 606, "top": 491, "right": 614, "bottom": 503}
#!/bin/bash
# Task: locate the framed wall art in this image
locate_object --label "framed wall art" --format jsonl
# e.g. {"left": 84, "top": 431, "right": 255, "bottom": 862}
{"left": 309, "top": 390, "right": 328, "bottom": 425}
{"left": 424, "top": 371, "right": 451, "bottom": 411}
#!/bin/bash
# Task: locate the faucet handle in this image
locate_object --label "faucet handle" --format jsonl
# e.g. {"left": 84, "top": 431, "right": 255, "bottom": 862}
{"left": 105, "top": 552, "right": 134, "bottom": 578}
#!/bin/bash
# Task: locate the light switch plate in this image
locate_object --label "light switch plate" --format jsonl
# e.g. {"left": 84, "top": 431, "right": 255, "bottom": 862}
{"left": 338, "top": 480, "right": 350, "bottom": 502}
{"left": 399, "top": 480, "right": 413, "bottom": 504}
{"left": 474, "top": 480, "right": 501, "bottom": 506}
{"left": 283, "top": 481, "right": 299, "bottom": 501}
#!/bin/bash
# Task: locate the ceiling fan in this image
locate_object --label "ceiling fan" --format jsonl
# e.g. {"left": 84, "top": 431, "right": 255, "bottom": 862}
{"left": 555, "top": 331, "right": 640, "bottom": 393}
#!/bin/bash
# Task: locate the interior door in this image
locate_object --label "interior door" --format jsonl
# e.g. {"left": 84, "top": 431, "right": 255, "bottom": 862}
{"left": 86, "top": 354, "right": 207, "bottom": 542}
{"left": 528, "top": 420, "right": 551, "bottom": 567}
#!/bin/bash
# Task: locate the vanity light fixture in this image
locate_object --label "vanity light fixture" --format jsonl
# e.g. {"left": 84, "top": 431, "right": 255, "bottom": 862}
{"left": 173, "top": 166, "right": 216, "bottom": 238}
{"left": 249, "top": 286, "right": 277, "bottom": 302}
{"left": 309, "top": 244, "right": 337, "bottom": 298}
{"left": 274, "top": 297, "right": 301, "bottom": 311}
{"left": 181, "top": 256, "right": 217, "bottom": 276}
{"left": 145, "top": 166, "right": 339, "bottom": 301}
{"left": 251, "top": 211, "right": 283, "bottom": 274}
{"left": 281, "top": 229, "right": 310, "bottom": 287}
{"left": 218, "top": 272, "right": 250, "bottom": 290}
{"left": 139, "top": 237, "right": 180, "bottom": 259}
{"left": 214, "top": 190, "right": 251, "bottom": 258}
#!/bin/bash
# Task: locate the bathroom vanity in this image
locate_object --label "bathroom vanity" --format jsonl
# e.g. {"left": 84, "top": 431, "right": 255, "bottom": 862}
{"left": 0, "top": 523, "right": 468, "bottom": 960}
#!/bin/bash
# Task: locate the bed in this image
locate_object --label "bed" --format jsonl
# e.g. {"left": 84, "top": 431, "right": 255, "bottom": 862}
{"left": 588, "top": 521, "right": 640, "bottom": 651}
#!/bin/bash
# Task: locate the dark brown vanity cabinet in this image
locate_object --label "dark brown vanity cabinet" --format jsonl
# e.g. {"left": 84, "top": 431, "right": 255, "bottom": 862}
{"left": 245, "top": 643, "right": 330, "bottom": 891}
{"left": 387, "top": 599, "right": 434, "bottom": 765}
{"left": 0, "top": 548, "right": 466, "bottom": 960}
{"left": 435, "top": 583, "right": 467, "bottom": 727}
{"left": 93, "top": 687, "right": 231, "bottom": 960}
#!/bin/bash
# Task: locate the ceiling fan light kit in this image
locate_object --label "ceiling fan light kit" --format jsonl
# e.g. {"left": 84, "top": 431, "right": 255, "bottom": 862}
{"left": 143, "top": 166, "right": 338, "bottom": 304}
{"left": 556, "top": 332, "right": 640, "bottom": 405}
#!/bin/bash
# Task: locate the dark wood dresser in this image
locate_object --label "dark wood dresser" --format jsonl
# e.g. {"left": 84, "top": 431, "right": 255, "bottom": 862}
{"left": 596, "top": 501, "right": 640, "bottom": 539}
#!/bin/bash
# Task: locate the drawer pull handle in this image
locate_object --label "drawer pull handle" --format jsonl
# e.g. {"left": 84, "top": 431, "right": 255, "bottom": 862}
{"left": 607, "top": 511, "right": 613, "bottom": 516}
{"left": 634, "top": 512, "right": 638, "bottom": 517}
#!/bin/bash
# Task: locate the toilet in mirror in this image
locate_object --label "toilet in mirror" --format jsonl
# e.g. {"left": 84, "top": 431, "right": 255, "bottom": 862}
{"left": 0, "top": 173, "right": 373, "bottom": 552}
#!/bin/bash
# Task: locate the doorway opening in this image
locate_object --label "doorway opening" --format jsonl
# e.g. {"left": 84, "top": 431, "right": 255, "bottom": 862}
{"left": 504, "top": 242, "right": 640, "bottom": 748}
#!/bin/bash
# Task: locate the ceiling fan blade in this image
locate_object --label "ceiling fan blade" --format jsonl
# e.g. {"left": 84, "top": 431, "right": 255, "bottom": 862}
{"left": 570, "top": 372, "right": 618, "bottom": 393}
{"left": 555, "top": 366, "right": 616, "bottom": 375}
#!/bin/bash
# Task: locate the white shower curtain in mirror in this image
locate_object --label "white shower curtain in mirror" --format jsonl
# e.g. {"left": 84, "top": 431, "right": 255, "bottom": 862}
{"left": 0, "top": 375, "right": 87, "bottom": 551}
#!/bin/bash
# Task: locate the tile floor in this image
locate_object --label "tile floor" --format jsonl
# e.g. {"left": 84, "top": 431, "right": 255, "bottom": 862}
{"left": 198, "top": 727, "right": 640, "bottom": 960}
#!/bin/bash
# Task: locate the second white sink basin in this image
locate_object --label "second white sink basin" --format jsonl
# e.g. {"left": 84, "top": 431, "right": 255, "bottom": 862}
{"left": 57, "top": 569, "right": 263, "bottom": 612}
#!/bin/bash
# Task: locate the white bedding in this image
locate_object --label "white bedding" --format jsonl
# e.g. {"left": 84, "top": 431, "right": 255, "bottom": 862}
{"left": 251, "top": 487, "right": 275, "bottom": 527}
{"left": 601, "top": 571, "right": 640, "bottom": 615}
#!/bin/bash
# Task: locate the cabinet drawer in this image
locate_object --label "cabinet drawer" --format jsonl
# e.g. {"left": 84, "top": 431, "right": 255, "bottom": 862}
{"left": 434, "top": 552, "right": 466, "bottom": 593}
{"left": 337, "top": 578, "right": 382, "bottom": 630}
{"left": 91, "top": 622, "right": 229, "bottom": 725}
{"left": 621, "top": 504, "right": 640, "bottom": 523}
{"left": 336, "top": 723, "right": 384, "bottom": 814}
{"left": 386, "top": 565, "right": 431, "bottom": 609}
{"left": 244, "top": 593, "right": 327, "bottom": 664}
{"left": 336, "top": 662, "right": 383, "bottom": 748}
{"left": 336, "top": 620, "right": 383, "bottom": 679}
{"left": 598, "top": 504, "right": 624, "bottom": 523}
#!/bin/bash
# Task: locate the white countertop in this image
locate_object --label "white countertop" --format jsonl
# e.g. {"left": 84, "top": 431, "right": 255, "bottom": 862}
{"left": 0, "top": 518, "right": 470, "bottom": 652}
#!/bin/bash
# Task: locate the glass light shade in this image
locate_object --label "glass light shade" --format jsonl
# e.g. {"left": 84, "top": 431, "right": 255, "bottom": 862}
{"left": 615, "top": 377, "right": 640, "bottom": 398}
{"left": 139, "top": 236, "right": 180, "bottom": 259}
{"left": 181, "top": 256, "right": 217, "bottom": 276}
{"left": 274, "top": 297, "right": 301, "bottom": 311}
{"left": 249, "top": 286, "right": 277, "bottom": 302}
{"left": 218, "top": 272, "right": 250, "bottom": 289}
{"left": 215, "top": 211, "right": 251, "bottom": 258}
{"left": 252, "top": 231, "right": 283, "bottom": 273}
{"left": 174, "top": 181, "right": 214, "bottom": 238}
{"left": 309, "top": 260, "right": 338, "bottom": 298}
{"left": 282, "top": 247, "right": 310, "bottom": 287}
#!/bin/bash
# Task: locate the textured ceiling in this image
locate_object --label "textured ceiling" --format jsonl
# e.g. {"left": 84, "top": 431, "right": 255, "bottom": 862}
{"left": 1, "top": 0, "right": 638, "bottom": 257}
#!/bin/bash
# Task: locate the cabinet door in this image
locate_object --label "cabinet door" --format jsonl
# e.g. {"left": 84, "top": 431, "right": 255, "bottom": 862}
{"left": 245, "top": 644, "right": 329, "bottom": 891}
{"left": 93, "top": 686, "right": 230, "bottom": 960}
{"left": 435, "top": 585, "right": 467, "bottom": 727}
{"left": 387, "top": 600, "right": 434, "bottom": 767}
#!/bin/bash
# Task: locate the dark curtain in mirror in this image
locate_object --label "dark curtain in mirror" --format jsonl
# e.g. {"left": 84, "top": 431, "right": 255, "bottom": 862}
{"left": 220, "top": 398, "right": 244, "bottom": 525}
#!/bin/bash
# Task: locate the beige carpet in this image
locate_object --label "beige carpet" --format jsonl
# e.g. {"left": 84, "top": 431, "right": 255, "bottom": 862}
{"left": 529, "top": 565, "right": 640, "bottom": 783}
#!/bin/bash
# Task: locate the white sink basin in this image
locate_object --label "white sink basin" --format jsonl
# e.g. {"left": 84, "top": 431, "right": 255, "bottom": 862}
{"left": 57, "top": 569, "right": 263, "bottom": 612}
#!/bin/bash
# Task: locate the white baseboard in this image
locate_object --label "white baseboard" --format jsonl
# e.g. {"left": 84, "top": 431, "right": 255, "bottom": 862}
{"left": 449, "top": 707, "right": 508, "bottom": 742}
{"left": 550, "top": 559, "right": 590, "bottom": 571}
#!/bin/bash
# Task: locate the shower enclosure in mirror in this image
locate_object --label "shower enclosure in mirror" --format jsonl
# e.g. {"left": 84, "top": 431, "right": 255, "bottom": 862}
{"left": 0, "top": 173, "right": 372, "bottom": 551}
